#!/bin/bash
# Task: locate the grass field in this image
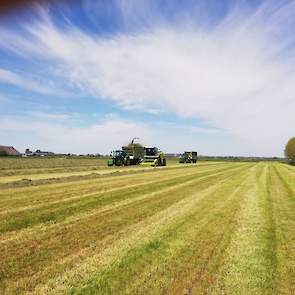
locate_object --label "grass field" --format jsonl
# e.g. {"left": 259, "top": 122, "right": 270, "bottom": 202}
{"left": 0, "top": 158, "right": 294, "bottom": 294}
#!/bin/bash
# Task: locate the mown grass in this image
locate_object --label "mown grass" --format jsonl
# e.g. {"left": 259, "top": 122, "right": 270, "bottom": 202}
{"left": 0, "top": 158, "right": 215, "bottom": 186}
{"left": 0, "top": 163, "right": 242, "bottom": 234}
{"left": 0, "top": 162, "right": 231, "bottom": 211}
{"left": 0, "top": 160, "right": 294, "bottom": 294}
{"left": 0, "top": 157, "right": 107, "bottom": 170}
{"left": 70, "top": 164, "right": 255, "bottom": 295}
{"left": 1, "top": 164, "right": 247, "bottom": 292}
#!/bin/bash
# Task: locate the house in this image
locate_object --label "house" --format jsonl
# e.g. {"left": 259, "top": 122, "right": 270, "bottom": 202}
{"left": 0, "top": 145, "right": 21, "bottom": 156}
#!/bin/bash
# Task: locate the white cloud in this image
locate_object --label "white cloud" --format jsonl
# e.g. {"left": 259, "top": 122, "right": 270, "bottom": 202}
{"left": 0, "top": 116, "right": 150, "bottom": 154}
{"left": 27, "top": 111, "right": 71, "bottom": 120}
{"left": 0, "top": 68, "right": 71, "bottom": 96}
{"left": 1, "top": 1, "right": 295, "bottom": 155}
{"left": 0, "top": 114, "right": 242, "bottom": 156}
{"left": 0, "top": 93, "right": 11, "bottom": 103}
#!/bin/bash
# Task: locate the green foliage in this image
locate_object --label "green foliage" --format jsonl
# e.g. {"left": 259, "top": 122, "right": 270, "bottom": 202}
{"left": 284, "top": 137, "right": 295, "bottom": 165}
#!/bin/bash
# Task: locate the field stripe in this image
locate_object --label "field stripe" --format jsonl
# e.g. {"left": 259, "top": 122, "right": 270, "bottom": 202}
{"left": 116, "top": 165, "right": 258, "bottom": 295}
{"left": 0, "top": 163, "right": 247, "bottom": 246}
{"left": 0, "top": 164, "right": 253, "bottom": 293}
{"left": 0, "top": 162, "right": 232, "bottom": 202}
{"left": 0, "top": 163, "right": 238, "bottom": 214}
{"left": 210, "top": 163, "right": 279, "bottom": 295}
{"left": 29, "top": 164, "right": 255, "bottom": 295}
{"left": 0, "top": 162, "right": 224, "bottom": 185}
{"left": 0, "top": 164, "right": 249, "bottom": 255}
{"left": 0, "top": 164, "right": 246, "bottom": 235}
{"left": 269, "top": 163, "right": 295, "bottom": 294}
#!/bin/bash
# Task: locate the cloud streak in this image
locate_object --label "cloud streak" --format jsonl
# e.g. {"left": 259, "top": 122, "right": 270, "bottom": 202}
{"left": 0, "top": 115, "right": 150, "bottom": 154}
{"left": 1, "top": 0, "right": 295, "bottom": 155}
{"left": 0, "top": 68, "right": 75, "bottom": 97}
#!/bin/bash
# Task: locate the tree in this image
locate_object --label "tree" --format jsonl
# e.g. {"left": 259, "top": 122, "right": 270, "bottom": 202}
{"left": 285, "top": 137, "right": 295, "bottom": 165}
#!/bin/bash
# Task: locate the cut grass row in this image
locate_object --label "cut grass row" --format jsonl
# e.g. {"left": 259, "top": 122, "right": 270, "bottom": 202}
{"left": 66, "top": 162, "right": 295, "bottom": 295}
{"left": 269, "top": 164, "right": 295, "bottom": 293}
{"left": 1, "top": 162, "right": 294, "bottom": 294}
{"left": 0, "top": 163, "right": 251, "bottom": 293}
{"left": 0, "top": 161, "right": 222, "bottom": 186}
{"left": 0, "top": 162, "right": 238, "bottom": 209}
{"left": 0, "top": 158, "right": 108, "bottom": 170}
{"left": 69, "top": 164, "right": 258, "bottom": 295}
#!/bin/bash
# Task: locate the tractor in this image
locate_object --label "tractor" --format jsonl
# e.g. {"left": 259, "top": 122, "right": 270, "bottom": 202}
{"left": 107, "top": 138, "right": 144, "bottom": 166}
{"left": 107, "top": 150, "right": 128, "bottom": 166}
{"left": 140, "top": 147, "right": 166, "bottom": 167}
{"left": 179, "top": 151, "right": 198, "bottom": 164}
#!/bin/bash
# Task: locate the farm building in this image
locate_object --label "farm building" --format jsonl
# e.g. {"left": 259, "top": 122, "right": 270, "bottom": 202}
{"left": 0, "top": 145, "right": 21, "bottom": 156}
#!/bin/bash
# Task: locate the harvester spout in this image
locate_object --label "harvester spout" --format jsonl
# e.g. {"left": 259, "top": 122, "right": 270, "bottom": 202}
{"left": 131, "top": 137, "right": 140, "bottom": 145}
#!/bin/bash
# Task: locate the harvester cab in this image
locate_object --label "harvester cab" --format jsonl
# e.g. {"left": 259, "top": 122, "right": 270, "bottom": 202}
{"left": 140, "top": 147, "right": 166, "bottom": 167}
{"left": 179, "top": 151, "right": 198, "bottom": 164}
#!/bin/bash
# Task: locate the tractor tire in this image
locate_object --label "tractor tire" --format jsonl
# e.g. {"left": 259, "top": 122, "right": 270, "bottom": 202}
{"left": 115, "top": 159, "right": 123, "bottom": 166}
{"left": 163, "top": 158, "right": 166, "bottom": 166}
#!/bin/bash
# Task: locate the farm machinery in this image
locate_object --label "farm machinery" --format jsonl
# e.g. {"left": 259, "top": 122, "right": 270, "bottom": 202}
{"left": 140, "top": 147, "right": 166, "bottom": 167}
{"left": 108, "top": 140, "right": 167, "bottom": 167}
{"left": 179, "top": 151, "right": 198, "bottom": 164}
{"left": 107, "top": 138, "right": 144, "bottom": 166}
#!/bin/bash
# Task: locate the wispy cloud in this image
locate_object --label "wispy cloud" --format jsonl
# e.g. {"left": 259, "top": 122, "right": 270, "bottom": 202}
{"left": 0, "top": 113, "right": 240, "bottom": 155}
{"left": 0, "top": 115, "right": 150, "bottom": 154}
{"left": 1, "top": 0, "right": 295, "bottom": 155}
{"left": 26, "top": 111, "right": 71, "bottom": 120}
{"left": 0, "top": 68, "right": 72, "bottom": 96}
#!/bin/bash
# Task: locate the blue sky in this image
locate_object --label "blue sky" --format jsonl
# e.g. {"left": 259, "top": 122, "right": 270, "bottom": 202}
{"left": 0, "top": 0, "right": 294, "bottom": 156}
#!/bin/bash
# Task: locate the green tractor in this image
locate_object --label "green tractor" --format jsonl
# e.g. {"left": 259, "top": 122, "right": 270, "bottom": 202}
{"left": 140, "top": 147, "right": 166, "bottom": 167}
{"left": 108, "top": 138, "right": 144, "bottom": 166}
{"left": 179, "top": 151, "right": 198, "bottom": 164}
{"left": 107, "top": 150, "right": 128, "bottom": 166}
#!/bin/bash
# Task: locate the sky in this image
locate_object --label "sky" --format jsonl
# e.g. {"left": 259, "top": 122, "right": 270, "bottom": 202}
{"left": 0, "top": 0, "right": 294, "bottom": 156}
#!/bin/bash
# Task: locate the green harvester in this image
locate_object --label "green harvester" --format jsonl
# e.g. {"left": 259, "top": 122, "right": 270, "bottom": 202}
{"left": 140, "top": 147, "right": 166, "bottom": 167}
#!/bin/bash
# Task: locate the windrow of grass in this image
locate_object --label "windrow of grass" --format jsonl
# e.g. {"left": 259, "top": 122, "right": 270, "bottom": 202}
{"left": 0, "top": 157, "right": 219, "bottom": 171}
{"left": 0, "top": 166, "right": 203, "bottom": 212}
{"left": 0, "top": 161, "right": 223, "bottom": 187}
{"left": 0, "top": 163, "right": 245, "bottom": 234}
{"left": 0, "top": 162, "right": 237, "bottom": 212}
{"left": 0, "top": 158, "right": 108, "bottom": 170}
{"left": 0, "top": 164, "right": 246, "bottom": 249}
{"left": 208, "top": 162, "right": 279, "bottom": 295}
{"left": 0, "top": 165, "right": 106, "bottom": 177}
{"left": 0, "top": 163, "right": 252, "bottom": 293}
{"left": 55, "top": 163, "right": 257, "bottom": 295}
{"left": 3, "top": 161, "right": 292, "bottom": 294}
{"left": 269, "top": 163, "right": 295, "bottom": 293}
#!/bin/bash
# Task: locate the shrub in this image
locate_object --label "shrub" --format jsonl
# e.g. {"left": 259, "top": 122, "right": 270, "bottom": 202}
{"left": 285, "top": 137, "right": 295, "bottom": 165}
